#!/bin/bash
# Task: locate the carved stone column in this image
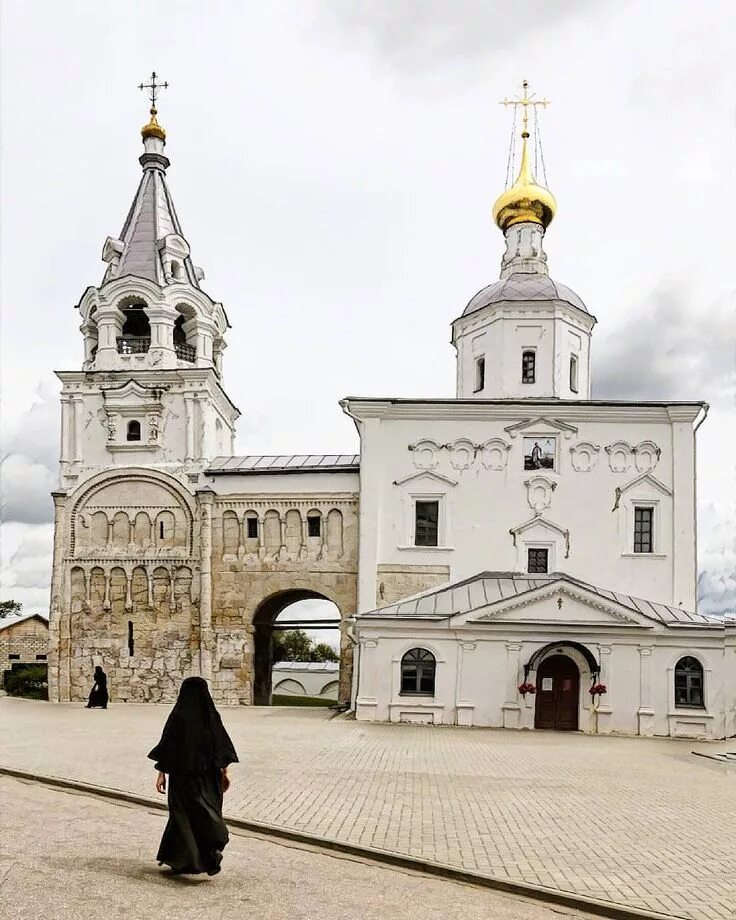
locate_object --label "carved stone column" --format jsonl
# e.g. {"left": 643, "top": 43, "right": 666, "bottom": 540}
{"left": 47, "top": 491, "right": 68, "bottom": 703}
{"left": 637, "top": 646, "right": 655, "bottom": 736}
{"left": 184, "top": 396, "right": 195, "bottom": 461}
{"left": 502, "top": 641, "right": 522, "bottom": 728}
{"left": 72, "top": 396, "right": 84, "bottom": 463}
{"left": 197, "top": 489, "right": 215, "bottom": 681}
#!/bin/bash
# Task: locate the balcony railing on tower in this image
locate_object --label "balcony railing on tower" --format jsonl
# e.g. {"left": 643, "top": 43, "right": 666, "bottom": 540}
{"left": 175, "top": 342, "right": 196, "bottom": 363}
{"left": 117, "top": 336, "right": 151, "bottom": 355}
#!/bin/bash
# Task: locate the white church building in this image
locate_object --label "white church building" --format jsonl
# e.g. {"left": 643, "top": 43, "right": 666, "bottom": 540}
{"left": 47, "top": 82, "right": 734, "bottom": 738}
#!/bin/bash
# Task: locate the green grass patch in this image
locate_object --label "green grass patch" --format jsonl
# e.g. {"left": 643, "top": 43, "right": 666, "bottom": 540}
{"left": 271, "top": 693, "right": 335, "bottom": 708}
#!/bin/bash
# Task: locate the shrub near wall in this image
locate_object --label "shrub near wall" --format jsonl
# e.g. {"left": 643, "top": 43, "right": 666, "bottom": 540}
{"left": 4, "top": 664, "right": 49, "bottom": 700}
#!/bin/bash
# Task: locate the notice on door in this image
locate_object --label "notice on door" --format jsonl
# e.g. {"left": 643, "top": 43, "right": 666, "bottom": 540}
{"left": 542, "top": 677, "right": 553, "bottom": 691}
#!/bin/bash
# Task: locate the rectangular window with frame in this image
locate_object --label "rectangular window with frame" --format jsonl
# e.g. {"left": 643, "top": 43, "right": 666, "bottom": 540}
{"left": 307, "top": 515, "right": 321, "bottom": 538}
{"left": 634, "top": 507, "right": 654, "bottom": 553}
{"left": 414, "top": 500, "right": 439, "bottom": 547}
{"left": 246, "top": 516, "right": 259, "bottom": 539}
{"left": 527, "top": 548, "right": 549, "bottom": 573}
{"left": 522, "top": 350, "right": 536, "bottom": 384}
{"left": 474, "top": 356, "right": 485, "bottom": 392}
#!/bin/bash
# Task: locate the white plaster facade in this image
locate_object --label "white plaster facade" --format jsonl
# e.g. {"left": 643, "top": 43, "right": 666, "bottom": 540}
{"left": 47, "top": 103, "right": 733, "bottom": 736}
{"left": 347, "top": 119, "right": 733, "bottom": 740}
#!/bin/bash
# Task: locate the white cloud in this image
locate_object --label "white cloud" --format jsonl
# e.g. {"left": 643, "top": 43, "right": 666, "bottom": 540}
{"left": 0, "top": 523, "right": 54, "bottom": 612}
{"left": 0, "top": 2, "right": 733, "bottom": 626}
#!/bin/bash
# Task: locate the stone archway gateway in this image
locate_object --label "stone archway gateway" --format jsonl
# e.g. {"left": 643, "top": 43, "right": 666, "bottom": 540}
{"left": 534, "top": 654, "right": 580, "bottom": 731}
{"left": 252, "top": 589, "right": 341, "bottom": 706}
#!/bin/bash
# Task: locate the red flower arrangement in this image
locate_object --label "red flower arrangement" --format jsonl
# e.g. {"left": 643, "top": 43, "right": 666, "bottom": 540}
{"left": 518, "top": 682, "right": 536, "bottom": 696}
{"left": 589, "top": 683, "right": 607, "bottom": 696}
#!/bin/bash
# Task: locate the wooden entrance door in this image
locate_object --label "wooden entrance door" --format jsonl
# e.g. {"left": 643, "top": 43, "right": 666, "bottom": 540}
{"left": 534, "top": 654, "right": 580, "bottom": 730}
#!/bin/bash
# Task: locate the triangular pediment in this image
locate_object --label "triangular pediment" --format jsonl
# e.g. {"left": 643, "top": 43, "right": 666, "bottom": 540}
{"left": 466, "top": 583, "right": 655, "bottom": 629}
{"left": 616, "top": 471, "right": 672, "bottom": 497}
{"left": 504, "top": 417, "right": 578, "bottom": 439}
{"left": 393, "top": 470, "right": 458, "bottom": 487}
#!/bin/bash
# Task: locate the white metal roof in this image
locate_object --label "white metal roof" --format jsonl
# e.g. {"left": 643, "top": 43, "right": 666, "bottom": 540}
{"left": 207, "top": 454, "right": 360, "bottom": 474}
{"left": 358, "top": 571, "right": 722, "bottom": 628}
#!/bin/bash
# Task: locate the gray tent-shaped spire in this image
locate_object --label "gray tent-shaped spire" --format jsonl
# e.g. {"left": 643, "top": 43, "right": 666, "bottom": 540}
{"left": 101, "top": 109, "right": 203, "bottom": 289}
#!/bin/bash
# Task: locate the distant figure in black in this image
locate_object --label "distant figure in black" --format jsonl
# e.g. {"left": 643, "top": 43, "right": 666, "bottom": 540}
{"left": 148, "top": 676, "right": 239, "bottom": 876}
{"left": 85, "top": 666, "right": 108, "bottom": 709}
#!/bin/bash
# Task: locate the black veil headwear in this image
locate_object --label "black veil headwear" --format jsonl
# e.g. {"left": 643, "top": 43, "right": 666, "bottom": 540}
{"left": 148, "top": 677, "right": 239, "bottom": 774}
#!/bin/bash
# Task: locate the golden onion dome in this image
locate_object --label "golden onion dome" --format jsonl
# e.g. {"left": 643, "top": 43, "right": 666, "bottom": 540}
{"left": 141, "top": 106, "right": 166, "bottom": 142}
{"left": 492, "top": 132, "right": 556, "bottom": 232}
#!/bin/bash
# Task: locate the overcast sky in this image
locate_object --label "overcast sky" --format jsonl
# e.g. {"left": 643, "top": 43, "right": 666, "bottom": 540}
{"left": 1, "top": 0, "right": 734, "bottom": 627}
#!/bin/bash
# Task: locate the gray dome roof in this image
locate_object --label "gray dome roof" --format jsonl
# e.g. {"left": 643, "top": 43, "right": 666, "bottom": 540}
{"left": 463, "top": 273, "right": 589, "bottom": 317}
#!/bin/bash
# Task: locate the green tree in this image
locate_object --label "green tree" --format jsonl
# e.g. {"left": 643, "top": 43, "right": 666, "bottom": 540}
{"left": 0, "top": 600, "right": 22, "bottom": 619}
{"left": 311, "top": 642, "right": 339, "bottom": 663}
{"left": 272, "top": 629, "right": 314, "bottom": 663}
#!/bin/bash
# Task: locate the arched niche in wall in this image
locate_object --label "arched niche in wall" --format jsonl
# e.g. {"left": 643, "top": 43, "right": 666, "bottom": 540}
{"left": 284, "top": 509, "right": 303, "bottom": 559}
{"left": 131, "top": 567, "right": 149, "bottom": 610}
{"left": 109, "top": 567, "right": 128, "bottom": 615}
{"left": 134, "top": 512, "right": 152, "bottom": 548}
{"left": 222, "top": 510, "right": 240, "bottom": 556}
{"left": 326, "top": 509, "right": 344, "bottom": 558}
{"left": 263, "top": 510, "right": 281, "bottom": 555}
{"left": 70, "top": 567, "right": 86, "bottom": 615}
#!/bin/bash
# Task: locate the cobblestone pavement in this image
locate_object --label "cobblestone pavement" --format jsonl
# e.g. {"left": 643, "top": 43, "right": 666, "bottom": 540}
{"left": 1, "top": 777, "right": 591, "bottom": 920}
{"left": 1, "top": 699, "right": 734, "bottom": 920}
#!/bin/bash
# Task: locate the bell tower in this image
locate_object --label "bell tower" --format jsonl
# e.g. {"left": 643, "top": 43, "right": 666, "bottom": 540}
{"left": 58, "top": 74, "right": 239, "bottom": 491}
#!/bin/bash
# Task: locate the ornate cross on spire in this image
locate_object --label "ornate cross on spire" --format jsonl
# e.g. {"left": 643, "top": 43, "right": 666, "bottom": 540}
{"left": 138, "top": 71, "right": 169, "bottom": 109}
{"left": 500, "top": 79, "right": 549, "bottom": 137}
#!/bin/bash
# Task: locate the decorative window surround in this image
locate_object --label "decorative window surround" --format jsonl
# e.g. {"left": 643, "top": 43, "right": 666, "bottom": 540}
{"left": 398, "top": 484, "right": 452, "bottom": 550}
{"left": 394, "top": 470, "right": 458, "bottom": 488}
{"left": 510, "top": 515, "right": 570, "bottom": 561}
{"left": 505, "top": 416, "right": 578, "bottom": 441}
{"left": 524, "top": 475, "right": 557, "bottom": 514}
{"left": 569, "top": 441, "right": 601, "bottom": 472}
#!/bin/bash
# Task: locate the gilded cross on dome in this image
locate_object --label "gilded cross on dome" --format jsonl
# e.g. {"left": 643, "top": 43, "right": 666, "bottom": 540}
{"left": 500, "top": 80, "right": 549, "bottom": 137}
{"left": 138, "top": 71, "right": 169, "bottom": 142}
{"left": 139, "top": 71, "right": 169, "bottom": 107}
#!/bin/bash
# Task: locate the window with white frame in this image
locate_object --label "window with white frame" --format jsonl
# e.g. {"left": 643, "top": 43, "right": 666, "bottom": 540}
{"left": 400, "top": 648, "right": 436, "bottom": 695}
{"left": 633, "top": 506, "right": 654, "bottom": 553}
{"left": 674, "top": 656, "right": 704, "bottom": 708}
{"left": 527, "top": 547, "right": 549, "bottom": 573}
{"left": 414, "top": 500, "right": 439, "bottom": 547}
{"left": 522, "top": 350, "right": 536, "bottom": 384}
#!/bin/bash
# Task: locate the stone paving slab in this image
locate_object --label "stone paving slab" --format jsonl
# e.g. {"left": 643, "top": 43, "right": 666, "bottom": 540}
{"left": 1, "top": 699, "right": 734, "bottom": 920}
{"left": 2, "top": 777, "right": 592, "bottom": 920}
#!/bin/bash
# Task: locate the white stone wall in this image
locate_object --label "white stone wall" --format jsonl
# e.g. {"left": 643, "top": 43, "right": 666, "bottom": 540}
{"left": 453, "top": 303, "right": 594, "bottom": 400}
{"left": 354, "top": 620, "right": 727, "bottom": 738}
{"left": 344, "top": 401, "right": 702, "bottom": 615}
{"left": 272, "top": 664, "right": 340, "bottom": 699}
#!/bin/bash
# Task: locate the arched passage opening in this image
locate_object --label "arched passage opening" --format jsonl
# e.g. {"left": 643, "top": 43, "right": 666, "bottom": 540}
{"left": 253, "top": 590, "right": 341, "bottom": 706}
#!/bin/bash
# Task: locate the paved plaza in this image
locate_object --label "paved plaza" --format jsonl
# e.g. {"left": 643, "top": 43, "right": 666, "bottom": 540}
{"left": 1, "top": 777, "right": 586, "bottom": 920}
{"left": 1, "top": 698, "right": 734, "bottom": 919}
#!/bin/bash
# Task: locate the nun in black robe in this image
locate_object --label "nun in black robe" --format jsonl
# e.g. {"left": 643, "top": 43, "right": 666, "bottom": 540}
{"left": 148, "top": 677, "right": 239, "bottom": 876}
{"left": 86, "top": 666, "right": 108, "bottom": 708}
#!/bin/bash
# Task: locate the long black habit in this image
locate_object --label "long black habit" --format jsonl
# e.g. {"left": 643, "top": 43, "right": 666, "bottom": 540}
{"left": 86, "top": 667, "right": 108, "bottom": 708}
{"left": 148, "top": 677, "right": 239, "bottom": 875}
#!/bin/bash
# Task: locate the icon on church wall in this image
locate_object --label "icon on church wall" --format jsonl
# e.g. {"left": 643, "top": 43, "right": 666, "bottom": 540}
{"left": 523, "top": 437, "right": 556, "bottom": 471}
